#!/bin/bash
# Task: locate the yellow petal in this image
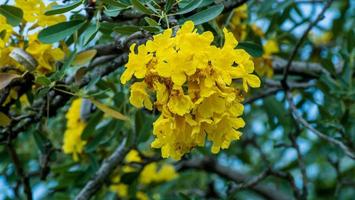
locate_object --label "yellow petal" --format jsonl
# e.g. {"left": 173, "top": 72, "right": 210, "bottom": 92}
{"left": 247, "top": 74, "right": 261, "bottom": 88}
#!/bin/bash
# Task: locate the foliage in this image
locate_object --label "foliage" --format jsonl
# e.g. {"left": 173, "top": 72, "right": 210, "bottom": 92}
{"left": 0, "top": 0, "right": 354, "bottom": 200}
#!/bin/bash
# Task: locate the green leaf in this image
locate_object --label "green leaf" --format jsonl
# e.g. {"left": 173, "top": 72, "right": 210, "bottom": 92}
{"left": 179, "top": 193, "right": 194, "bottom": 200}
{"left": 102, "top": 0, "right": 130, "bottom": 8}
{"left": 36, "top": 87, "right": 51, "bottom": 98}
{"left": 90, "top": 99, "right": 129, "bottom": 121}
{"left": 82, "top": 23, "right": 99, "bottom": 46}
{"left": 130, "top": 0, "right": 154, "bottom": 14}
{"left": 0, "top": 5, "right": 23, "bottom": 26}
{"left": 38, "top": 20, "right": 86, "bottom": 43}
{"left": 176, "top": 0, "right": 203, "bottom": 15}
{"left": 236, "top": 41, "right": 263, "bottom": 57}
{"left": 0, "top": 112, "right": 11, "bottom": 127}
{"left": 144, "top": 17, "right": 159, "bottom": 26}
{"left": 271, "top": 0, "right": 293, "bottom": 14}
{"left": 32, "top": 130, "right": 51, "bottom": 154}
{"left": 114, "top": 25, "right": 140, "bottom": 35}
{"left": 165, "top": 0, "right": 175, "bottom": 12}
{"left": 0, "top": 30, "right": 6, "bottom": 39}
{"left": 104, "top": 6, "right": 121, "bottom": 17}
{"left": 35, "top": 76, "right": 52, "bottom": 86}
{"left": 136, "top": 110, "right": 154, "bottom": 143}
{"left": 114, "top": 25, "right": 161, "bottom": 35}
{"left": 121, "top": 172, "right": 140, "bottom": 184}
{"left": 142, "top": 26, "right": 161, "bottom": 33}
{"left": 183, "top": 4, "right": 224, "bottom": 25}
{"left": 72, "top": 49, "right": 97, "bottom": 66}
{"left": 81, "top": 111, "right": 104, "bottom": 140}
{"left": 45, "top": 0, "right": 82, "bottom": 15}
{"left": 51, "top": 50, "right": 77, "bottom": 81}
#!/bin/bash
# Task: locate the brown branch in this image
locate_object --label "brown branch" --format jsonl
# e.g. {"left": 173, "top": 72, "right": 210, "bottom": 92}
{"left": 273, "top": 57, "right": 331, "bottom": 77}
{"left": 289, "top": 131, "right": 308, "bottom": 199}
{"left": 6, "top": 143, "right": 32, "bottom": 200}
{"left": 177, "top": 157, "right": 291, "bottom": 200}
{"left": 281, "top": 0, "right": 334, "bottom": 87}
{"left": 286, "top": 92, "right": 355, "bottom": 159}
{"left": 229, "top": 168, "right": 271, "bottom": 192}
{"left": 270, "top": 169, "right": 303, "bottom": 199}
{"left": 223, "top": 0, "right": 250, "bottom": 13}
{"left": 75, "top": 138, "right": 129, "bottom": 200}
{"left": 245, "top": 80, "right": 315, "bottom": 104}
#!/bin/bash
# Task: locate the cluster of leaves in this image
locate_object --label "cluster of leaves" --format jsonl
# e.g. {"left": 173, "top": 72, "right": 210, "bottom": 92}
{"left": 0, "top": 0, "right": 354, "bottom": 200}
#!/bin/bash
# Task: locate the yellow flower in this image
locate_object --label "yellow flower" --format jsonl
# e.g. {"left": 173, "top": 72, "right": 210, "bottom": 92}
{"left": 136, "top": 192, "right": 149, "bottom": 200}
{"left": 26, "top": 34, "right": 65, "bottom": 73}
{"left": 254, "top": 39, "right": 279, "bottom": 78}
{"left": 15, "top": 0, "right": 66, "bottom": 27}
{"left": 139, "top": 162, "right": 177, "bottom": 184}
{"left": 129, "top": 82, "right": 153, "bottom": 110}
{"left": 229, "top": 4, "right": 248, "bottom": 40}
{"left": 111, "top": 151, "right": 177, "bottom": 199}
{"left": 62, "top": 99, "right": 87, "bottom": 161}
{"left": 251, "top": 24, "right": 265, "bottom": 38}
{"left": 310, "top": 31, "right": 333, "bottom": 46}
{"left": 263, "top": 40, "right": 279, "bottom": 56}
{"left": 125, "top": 149, "right": 142, "bottom": 163}
{"left": 0, "top": 16, "right": 13, "bottom": 46}
{"left": 120, "top": 44, "right": 153, "bottom": 84}
{"left": 121, "top": 21, "right": 260, "bottom": 159}
{"left": 167, "top": 89, "right": 193, "bottom": 116}
{"left": 110, "top": 182, "right": 128, "bottom": 198}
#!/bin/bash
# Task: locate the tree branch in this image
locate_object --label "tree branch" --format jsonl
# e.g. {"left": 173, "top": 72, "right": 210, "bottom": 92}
{"left": 6, "top": 143, "right": 32, "bottom": 200}
{"left": 177, "top": 157, "right": 291, "bottom": 200}
{"left": 223, "top": 0, "right": 250, "bottom": 13}
{"left": 286, "top": 92, "right": 355, "bottom": 159}
{"left": 281, "top": 0, "right": 334, "bottom": 87}
{"left": 75, "top": 138, "right": 129, "bottom": 200}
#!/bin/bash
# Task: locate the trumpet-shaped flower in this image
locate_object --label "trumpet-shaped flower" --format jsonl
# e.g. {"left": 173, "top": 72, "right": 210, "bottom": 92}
{"left": 121, "top": 21, "right": 260, "bottom": 159}
{"left": 62, "top": 99, "right": 87, "bottom": 161}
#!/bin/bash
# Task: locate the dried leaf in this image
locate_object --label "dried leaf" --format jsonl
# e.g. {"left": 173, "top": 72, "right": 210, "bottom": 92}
{"left": 90, "top": 99, "right": 129, "bottom": 121}
{"left": 0, "top": 73, "right": 20, "bottom": 90}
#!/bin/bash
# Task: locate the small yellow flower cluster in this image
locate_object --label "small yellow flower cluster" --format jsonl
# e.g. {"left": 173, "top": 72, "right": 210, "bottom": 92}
{"left": 230, "top": 4, "right": 248, "bottom": 40}
{"left": 254, "top": 39, "right": 280, "bottom": 77}
{"left": 0, "top": 1, "right": 65, "bottom": 74}
{"left": 110, "top": 150, "right": 178, "bottom": 199}
{"left": 26, "top": 34, "right": 65, "bottom": 74}
{"left": 218, "top": 5, "right": 279, "bottom": 78}
{"left": 310, "top": 31, "right": 333, "bottom": 46}
{"left": 62, "top": 99, "right": 87, "bottom": 161}
{"left": 15, "top": 0, "right": 66, "bottom": 27}
{"left": 121, "top": 21, "right": 260, "bottom": 159}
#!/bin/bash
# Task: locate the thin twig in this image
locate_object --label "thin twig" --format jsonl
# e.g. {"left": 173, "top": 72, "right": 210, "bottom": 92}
{"left": 286, "top": 92, "right": 355, "bottom": 159}
{"left": 281, "top": 0, "right": 334, "bottom": 87}
{"left": 6, "top": 143, "right": 32, "bottom": 200}
{"left": 289, "top": 131, "right": 308, "bottom": 199}
{"left": 178, "top": 157, "right": 291, "bottom": 200}
{"left": 230, "top": 168, "right": 271, "bottom": 191}
{"left": 245, "top": 80, "right": 315, "bottom": 104}
{"left": 75, "top": 138, "right": 129, "bottom": 200}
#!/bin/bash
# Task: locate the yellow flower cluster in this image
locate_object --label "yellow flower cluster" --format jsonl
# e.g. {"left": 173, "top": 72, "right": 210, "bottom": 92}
{"left": 110, "top": 150, "right": 178, "bottom": 199}
{"left": 254, "top": 39, "right": 280, "bottom": 77}
{"left": 26, "top": 34, "right": 65, "bottom": 74}
{"left": 310, "top": 31, "right": 333, "bottom": 46}
{"left": 0, "top": 1, "right": 65, "bottom": 74}
{"left": 121, "top": 21, "right": 260, "bottom": 160}
{"left": 62, "top": 98, "right": 87, "bottom": 161}
{"left": 218, "top": 5, "right": 279, "bottom": 78}
{"left": 229, "top": 4, "right": 248, "bottom": 40}
{"left": 15, "top": 0, "right": 66, "bottom": 27}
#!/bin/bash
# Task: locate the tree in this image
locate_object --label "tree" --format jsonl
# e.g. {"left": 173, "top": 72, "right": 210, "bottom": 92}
{"left": 0, "top": 0, "right": 354, "bottom": 199}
